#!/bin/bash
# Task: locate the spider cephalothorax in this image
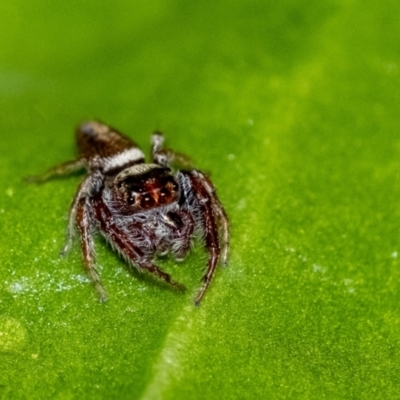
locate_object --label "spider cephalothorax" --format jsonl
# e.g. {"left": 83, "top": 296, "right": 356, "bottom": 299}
{"left": 111, "top": 164, "right": 180, "bottom": 213}
{"left": 30, "top": 121, "right": 229, "bottom": 305}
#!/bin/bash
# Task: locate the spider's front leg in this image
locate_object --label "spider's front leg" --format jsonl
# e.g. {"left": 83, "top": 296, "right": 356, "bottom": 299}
{"left": 76, "top": 196, "right": 108, "bottom": 302}
{"left": 183, "top": 170, "right": 229, "bottom": 305}
{"left": 195, "top": 171, "right": 229, "bottom": 265}
{"left": 92, "top": 197, "right": 186, "bottom": 292}
{"left": 62, "top": 172, "right": 108, "bottom": 301}
{"left": 60, "top": 171, "right": 104, "bottom": 257}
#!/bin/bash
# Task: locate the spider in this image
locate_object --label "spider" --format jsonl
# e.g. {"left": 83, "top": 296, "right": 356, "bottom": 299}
{"left": 29, "top": 121, "right": 229, "bottom": 305}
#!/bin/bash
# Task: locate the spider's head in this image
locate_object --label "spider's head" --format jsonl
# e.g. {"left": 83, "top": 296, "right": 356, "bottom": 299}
{"left": 112, "top": 164, "right": 180, "bottom": 212}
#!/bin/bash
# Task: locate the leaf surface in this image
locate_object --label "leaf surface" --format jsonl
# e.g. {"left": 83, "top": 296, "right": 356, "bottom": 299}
{"left": 1, "top": 0, "right": 400, "bottom": 398}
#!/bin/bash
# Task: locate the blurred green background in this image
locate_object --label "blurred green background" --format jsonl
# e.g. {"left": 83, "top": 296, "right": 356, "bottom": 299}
{"left": 1, "top": 0, "right": 400, "bottom": 398}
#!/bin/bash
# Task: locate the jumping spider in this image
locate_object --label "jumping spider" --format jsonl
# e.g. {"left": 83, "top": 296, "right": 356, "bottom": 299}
{"left": 29, "top": 121, "right": 229, "bottom": 305}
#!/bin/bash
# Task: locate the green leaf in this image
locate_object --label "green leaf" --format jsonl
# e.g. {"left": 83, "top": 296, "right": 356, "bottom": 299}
{"left": 1, "top": 0, "right": 400, "bottom": 398}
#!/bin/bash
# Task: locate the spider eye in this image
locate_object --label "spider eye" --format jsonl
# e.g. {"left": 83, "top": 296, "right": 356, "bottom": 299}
{"left": 159, "top": 188, "right": 171, "bottom": 205}
{"left": 140, "top": 194, "right": 156, "bottom": 209}
{"left": 127, "top": 195, "right": 136, "bottom": 205}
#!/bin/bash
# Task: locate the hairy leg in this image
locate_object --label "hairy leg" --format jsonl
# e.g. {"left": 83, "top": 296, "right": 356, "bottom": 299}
{"left": 185, "top": 171, "right": 223, "bottom": 306}
{"left": 192, "top": 170, "right": 229, "bottom": 265}
{"left": 25, "top": 159, "right": 85, "bottom": 183}
{"left": 60, "top": 173, "right": 101, "bottom": 256}
{"left": 76, "top": 197, "right": 108, "bottom": 302}
{"left": 93, "top": 197, "right": 185, "bottom": 292}
{"left": 162, "top": 211, "right": 194, "bottom": 261}
{"left": 151, "top": 132, "right": 192, "bottom": 169}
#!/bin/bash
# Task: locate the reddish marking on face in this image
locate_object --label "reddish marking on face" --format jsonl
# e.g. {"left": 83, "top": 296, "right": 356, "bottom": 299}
{"left": 139, "top": 178, "right": 178, "bottom": 209}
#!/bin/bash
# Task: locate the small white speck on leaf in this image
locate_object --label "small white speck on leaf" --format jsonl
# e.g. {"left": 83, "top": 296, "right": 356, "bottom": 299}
{"left": 236, "top": 198, "right": 247, "bottom": 211}
{"left": 344, "top": 279, "right": 355, "bottom": 294}
{"left": 313, "top": 264, "right": 327, "bottom": 274}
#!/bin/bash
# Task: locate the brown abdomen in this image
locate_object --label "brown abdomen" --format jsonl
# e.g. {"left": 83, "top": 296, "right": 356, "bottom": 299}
{"left": 76, "top": 121, "right": 140, "bottom": 160}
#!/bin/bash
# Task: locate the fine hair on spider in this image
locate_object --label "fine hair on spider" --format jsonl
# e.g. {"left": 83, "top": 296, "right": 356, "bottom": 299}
{"left": 27, "top": 121, "right": 229, "bottom": 305}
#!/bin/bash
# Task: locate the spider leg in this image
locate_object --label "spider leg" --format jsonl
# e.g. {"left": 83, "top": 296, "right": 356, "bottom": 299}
{"left": 193, "top": 171, "right": 229, "bottom": 265}
{"left": 214, "top": 203, "right": 229, "bottom": 265}
{"left": 92, "top": 198, "right": 185, "bottom": 292}
{"left": 151, "top": 131, "right": 193, "bottom": 169}
{"left": 60, "top": 173, "right": 100, "bottom": 257}
{"left": 185, "top": 170, "right": 227, "bottom": 305}
{"left": 25, "top": 159, "right": 85, "bottom": 183}
{"left": 162, "top": 211, "right": 194, "bottom": 261}
{"left": 76, "top": 197, "right": 108, "bottom": 302}
{"left": 60, "top": 195, "right": 79, "bottom": 257}
{"left": 173, "top": 230, "right": 194, "bottom": 261}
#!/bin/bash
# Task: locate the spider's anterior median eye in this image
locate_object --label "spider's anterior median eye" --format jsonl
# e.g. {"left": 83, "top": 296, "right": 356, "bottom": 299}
{"left": 140, "top": 194, "right": 156, "bottom": 209}
{"left": 159, "top": 188, "right": 171, "bottom": 204}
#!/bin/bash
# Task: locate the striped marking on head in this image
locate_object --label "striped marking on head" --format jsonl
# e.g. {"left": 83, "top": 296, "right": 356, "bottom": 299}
{"left": 114, "top": 163, "right": 164, "bottom": 182}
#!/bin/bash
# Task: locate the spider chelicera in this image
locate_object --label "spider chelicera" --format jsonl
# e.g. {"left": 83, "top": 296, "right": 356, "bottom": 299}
{"left": 29, "top": 121, "right": 229, "bottom": 305}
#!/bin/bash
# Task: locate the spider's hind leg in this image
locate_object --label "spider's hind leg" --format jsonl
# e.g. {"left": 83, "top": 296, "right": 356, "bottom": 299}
{"left": 151, "top": 132, "right": 193, "bottom": 169}
{"left": 25, "top": 159, "right": 85, "bottom": 184}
